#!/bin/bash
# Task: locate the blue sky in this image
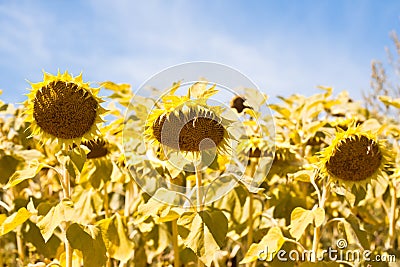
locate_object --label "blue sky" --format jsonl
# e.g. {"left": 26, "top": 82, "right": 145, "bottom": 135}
{"left": 0, "top": 0, "right": 399, "bottom": 104}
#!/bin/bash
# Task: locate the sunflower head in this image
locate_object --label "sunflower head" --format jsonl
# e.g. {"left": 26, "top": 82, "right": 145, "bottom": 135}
{"left": 24, "top": 71, "right": 106, "bottom": 147}
{"left": 319, "top": 124, "right": 390, "bottom": 189}
{"left": 82, "top": 138, "right": 109, "bottom": 159}
{"left": 238, "top": 134, "right": 270, "bottom": 159}
{"left": 230, "top": 95, "right": 249, "bottom": 113}
{"left": 144, "top": 82, "right": 232, "bottom": 159}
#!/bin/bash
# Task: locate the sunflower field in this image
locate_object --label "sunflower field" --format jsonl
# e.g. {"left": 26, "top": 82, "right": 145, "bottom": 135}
{"left": 1, "top": 52, "right": 400, "bottom": 267}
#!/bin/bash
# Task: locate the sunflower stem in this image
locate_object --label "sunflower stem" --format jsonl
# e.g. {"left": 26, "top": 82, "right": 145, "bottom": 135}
{"left": 195, "top": 163, "right": 204, "bottom": 267}
{"left": 16, "top": 226, "right": 25, "bottom": 264}
{"left": 388, "top": 178, "right": 397, "bottom": 248}
{"left": 62, "top": 166, "right": 73, "bottom": 267}
{"left": 247, "top": 192, "right": 254, "bottom": 248}
{"left": 246, "top": 158, "right": 258, "bottom": 267}
{"left": 311, "top": 179, "right": 328, "bottom": 262}
{"left": 104, "top": 182, "right": 110, "bottom": 218}
{"left": 172, "top": 219, "right": 180, "bottom": 267}
{"left": 284, "top": 238, "right": 306, "bottom": 252}
{"left": 124, "top": 180, "right": 133, "bottom": 217}
{"left": 195, "top": 163, "right": 203, "bottom": 212}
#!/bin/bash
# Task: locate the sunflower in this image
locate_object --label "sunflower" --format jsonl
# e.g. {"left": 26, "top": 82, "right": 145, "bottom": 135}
{"left": 24, "top": 71, "right": 106, "bottom": 147}
{"left": 238, "top": 134, "right": 270, "bottom": 159}
{"left": 230, "top": 95, "right": 253, "bottom": 114}
{"left": 144, "top": 82, "right": 232, "bottom": 158}
{"left": 82, "top": 138, "right": 109, "bottom": 159}
{"left": 319, "top": 124, "right": 390, "bottom": 189}
{"left": 79, "top": 137, "right": 119, "bottom": 188}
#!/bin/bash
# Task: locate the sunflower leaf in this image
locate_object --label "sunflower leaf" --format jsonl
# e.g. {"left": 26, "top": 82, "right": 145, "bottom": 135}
{"left": 135, "top": 188, "right": 179, "bottom": 224}
{"left": 0, "top": 154, "right": 20, "bottom": 185}
{"left": 313, "top": 207, "right": 325, "bottom": 227}
{"left": 97, "top": 213, "right": 135, "bottom": 263}
{"left": 378, "top": 95, "right": 400, "bottom": 109}
{"left": 343, "top": 213, "right": 369, "bottom": 249}
{"left": 0, "top": 207, "right": 32, "bottom": 236}
{"left": 66, "top": 223, "right": 107, "bottom": 267}
{"left": 289, "top": 169, "right": 313, "bottom": 183}
{"left": 36, "top": 199, "right": 75, "bottom": 242}
{"left": 5, "top": 162, "right": 49, "bottom": 189}
{"left": 240, "top": 226, "right": 285, "bottom": 263}
{"left": 289, "top": 207, "right": 314, "bottom": 240}
{"left": 179, "top": 210, "right": 228, "bottom": 266}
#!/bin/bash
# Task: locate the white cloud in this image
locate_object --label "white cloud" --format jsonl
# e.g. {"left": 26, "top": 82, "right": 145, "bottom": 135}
{"left": 81, "top": 0, "right": 372, "bottom": 100}
{"left": 0, "top": 0, "right": 384, "bottom": 103}
{"left": 0, "top": 4, "right": 50, "bottom": 65}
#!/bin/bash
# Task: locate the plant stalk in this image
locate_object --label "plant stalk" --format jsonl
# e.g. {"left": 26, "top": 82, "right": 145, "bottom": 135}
{"left": 104, "top": 182, "right": 112, "bottom": 267}
{"left": 16, "top": 227, "right": 25, "bottom": 264}
{"left": 63, "top": 167, "right": 73, "bottom": 267}
{"left": 311, "top": 180, "right": 328, "bottom": 262}
{"left": 172, "top": 219, "right": 180, "bottom": 267}
{"left": 247, "top": 193, "right": 254, "bottom": 249}
{"left": 388, "top": 178, "right": 397, "bottom": 248}
{"left": 195, "top": 163, "right": 204, "bottom": 267}
{"left": 195, "top": 164, "right": 203, "bottom": 212}
{"left": 104, "top": 182, "right": 110, "bottom": 219}
{"left": 124, "top": 180, "right": 134, "bottom": 217}
{"left": 246, "top": 158, "right": 258, "bottom": 267}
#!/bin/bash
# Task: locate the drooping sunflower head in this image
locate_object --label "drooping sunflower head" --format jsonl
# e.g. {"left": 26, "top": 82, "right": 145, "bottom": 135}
{"left": 82, "top": 138, "right": 109, "bottom": 159}
{"left": 144, "top": 82, "right": 232, "bottom": 158}
{"left": 230, "top": 95, "right": 248, "bottom": 113}
{"left": 319, "top": 124, "right": 390, "bottom": 189}
{"left": 25, "top": 71, "right": 106, "bottom": 147}
{"left": 237, "top": 134, "right": 270, "bottom": 159}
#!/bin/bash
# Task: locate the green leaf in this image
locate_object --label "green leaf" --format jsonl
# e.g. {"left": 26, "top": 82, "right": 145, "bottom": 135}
{"left": 0, "top": 155, "right": 20, "bottom": 184}
{"left": 97, "top": 214, "right": 135, "bottom": 263}
{"left": 36, "top": 199, "right": 75, "bottom": 242}
{"left": 240, "top": 227, "right": 286, "bottom": 263}
{"left": 57, "top": 149, "right": 87, "bottom": 179}
{"left": 289, "top": 207, "right": 314, "bottom": 240}
{"left": 200, "top": 210, "right": 228, "bottom": 248}
{"left": 177, "top": 212, "right": 196, "bottom": 240}
{"left": 0, "top": 207, "right": 31, "bottom": 235}
{"left": 5, "top": 162, "right": 48, "bottom": 189}
{"left": 269, "top": 104, "right": 291, "bottom": 118}
{"left": 188, "top": 82, "right": 215, "bottom": 99}
{"left": 22, "top": 220, "right": 61, "bottom": 258}
{"left": 0, "top": 214, "right": 6, "bottom": 225}
{"left": 378, "top": 95, "right": 400, "bottom": 109}
{"left": 89, "top": 160, "right": 113, "bottom": 188}
{"left": 304, "top": 121, "right": 326, "bottom": 136}
{"left": 72, "top": 187, "right": 98, "bottom": 224}
{"left": 213, "top": 186, "right": 246, "bottom": 226}
{"left": 67, "top": 223, "right": 107, "bottom": 267}
{"left": 69, "top": 148, "right": 87, "bottom": 173}
{"left": 288, "top": 206, "right": 325, "bottom": 241}
{"left": 135, "top": 188, "right": 179, "bottom": 223}
{"left": 179, "top": 210, "right": 228, "bottom": 266}
{"left": 343, "top": 213, "right": 369, "bottom": 249}
{"left": 157, "top": 208, "right": 180, "bottom": 223}
{"left": 180, "top": 247, "right": 198, "bottom": 265}
{"left": 313, "top": 207, "right": 325, "bottom": 228}
{"left": 184, "top": 213, "right": 219, "bottom": 266}
{"left": 289, "top": 170, "right": 313, "bottom": 183}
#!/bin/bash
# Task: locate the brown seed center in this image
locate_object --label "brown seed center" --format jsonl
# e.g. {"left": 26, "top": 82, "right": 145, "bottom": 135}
{"left": 326, "top": 135, "right": 382, "bottom": 181}
{"left": 152, "top": 110, "right": 226, "bottom": 152}
{"left": 33, "top": 81, "right": 98, "bottom": 139}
